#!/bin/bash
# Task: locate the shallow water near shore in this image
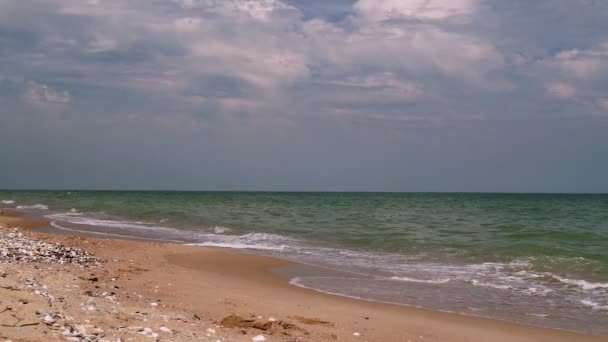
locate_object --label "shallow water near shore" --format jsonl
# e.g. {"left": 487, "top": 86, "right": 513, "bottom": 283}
{"left": 2, "top": 191, "right": 608, "bottom": 334}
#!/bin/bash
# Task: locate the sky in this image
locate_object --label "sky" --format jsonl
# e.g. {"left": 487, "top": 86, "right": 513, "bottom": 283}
{"left": 0, "top": 0, "right": 607, "bottom": 192}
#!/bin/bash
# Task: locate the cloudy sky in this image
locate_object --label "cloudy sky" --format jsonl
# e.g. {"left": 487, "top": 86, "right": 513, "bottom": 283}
{"left": 1, "top": 0, "right": 607, "bottom": 192}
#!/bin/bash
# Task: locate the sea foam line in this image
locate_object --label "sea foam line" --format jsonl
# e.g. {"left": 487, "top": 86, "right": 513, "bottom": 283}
{"left": 16, "top": 204, "right": 49, "bottom": 210}
{"left": 552, "top": 275, "right": 608, "bottom": 290}
{"left": 389, "top": 276, "right": 451, "bottom": 284}
{"left": 50, "top": 221, "right": 184, "bottom": 244}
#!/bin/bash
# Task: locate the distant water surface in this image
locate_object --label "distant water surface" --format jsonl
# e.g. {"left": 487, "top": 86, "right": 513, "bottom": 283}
{"left": 2, "top": 191, "right": 607, "bottom": 334}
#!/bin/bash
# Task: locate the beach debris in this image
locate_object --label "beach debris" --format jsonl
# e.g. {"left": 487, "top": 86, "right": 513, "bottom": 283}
{"left": 0, "top": 226, "right": 100, "bottom": 266}
{"left": 159, "top": 326, "right": 172, "bottom": 333}
{"left": 220, "top": 314, "right": 308, "bottom": 337}
{"left": 268, "top": 317, "right": 277, "bottom": 322}
{"left": 252, "top": 335, "right": 266, "bottom": 341}
{"left": 150, "top": 302, "right": 159, "bottom": 306}
{"left": 206, "top": 328, "right": 217, "bottom": 334}
{"left": 353, "top": 332, "right": 361, "bottom": 336}
{"left": 137, "top": 327, "right": 159, "bottom": 339}
{"left": 42, "top": 313, "right": 56, "bottom": 324}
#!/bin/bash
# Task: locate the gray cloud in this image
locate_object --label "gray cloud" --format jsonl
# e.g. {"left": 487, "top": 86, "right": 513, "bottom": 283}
{"left": 0, "top": 0, "right": 607, "bottom": 191}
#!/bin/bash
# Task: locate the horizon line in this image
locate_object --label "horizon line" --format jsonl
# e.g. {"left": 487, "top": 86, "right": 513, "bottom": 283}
{"left": 1, "top": 189, "right": 607, "bottom": 195}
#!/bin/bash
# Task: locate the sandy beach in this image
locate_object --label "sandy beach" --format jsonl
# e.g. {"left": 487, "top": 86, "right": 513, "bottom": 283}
{"left": 1, "top": 209, "right": 606, "bottom": 342}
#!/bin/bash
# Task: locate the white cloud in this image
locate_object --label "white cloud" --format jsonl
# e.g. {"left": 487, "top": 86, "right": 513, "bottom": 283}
{"left": 545, "top": 82, "right": 576, "bottom": 100}
{"left": 171, "top": 0, "right": 296, "bottom": 21}
{"left": 596, "top": 98, "right": 608, "bottom": 111}
{"left": 4, "top": 0, "right": 584, "bottom": 126}
{"left": 354, "top": 0, "right": 478, "bottom": 21}
{"left": 550, "top": 44, "right": 608, "bottom": 80}
{"left": 24, "top": 82, "right": 72, "bottom": 104}
{"left": 324, "top": 72, "right": 422, "bottom": 99}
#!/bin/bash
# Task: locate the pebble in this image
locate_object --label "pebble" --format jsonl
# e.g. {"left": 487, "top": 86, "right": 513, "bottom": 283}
{"left": 353, "top": 332, "right": 361, "bottom": 336}
{"left": 137, "top": 327, "right": 159, "bottom": 339}
{"left": 252, "top": 335, "right": 266, "bottom": 342}
{"left": 206, "top": 328, "right": 216, "bottom": 334}
{"left": 42, "top": 313, "right": 55, "bottom": 324}
{"left": 0, "top": 227, "right": 99, "bottom": 266}
{"left": 159, "top": 326, "right": 172, "bottom": 333}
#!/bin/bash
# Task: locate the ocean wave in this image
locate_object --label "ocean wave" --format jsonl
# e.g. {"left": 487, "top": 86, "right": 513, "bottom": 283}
{"left": 1, "top": 200, "right": 15, "bottom": 205}
{"left": 50, "top": 221, "right": 183, "bottom": 243}
{"left": 16, "top": 204, "right": 49, "bottom": 210}
{"left": 470, "top": 279, "right": 512, "bottom": 290}
{"left": 580, "top": 299, "right": 608, "bottom": 311}
{"left": 213, "top": 226, "right": 231, "bottom": 234}
{"left": 521, "top": 286, "right": 553, "bottom": 296}
{"left": 188, "top": 241, "right": 288, "bottom": 251}
{"left": 186, "top": 233, "right": 292, "bottom": 251}
{"left": 552, "top": 275, "right": 608, "bottom": 290}
{"left": 389, "top": 276, "right": 451, "bottom": 284}
{"left": 48, "top": 211, "right": 294, "bottom": 252}
{"left": 46, "top": 214, "right": 158, "bottom": 230}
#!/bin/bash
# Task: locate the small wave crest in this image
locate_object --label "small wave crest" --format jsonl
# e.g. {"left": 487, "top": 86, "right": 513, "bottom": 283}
{"left": 470, "top": 279, "right": 512, "bottom": 290}
{"left": 186, "top": 233, "right": 292, "bottom": 251}
{"left": 68, "top": 208, "right": 83, "bottom": 215}
{"left": 213, "top": 226, "right": 231, "bottom": 234}
{"left": 48, "top": 211, "right": 294, "bottom": 252}
{"left": 552, "top": 276, "right": 608, "bottom": 290}
{"left": 16, "top": 204, "right": 49, "bottom": 210}
{"left": 580, "top": 299, "right": 608, "bottom": 311}
{"left": 1, "top": 200, "right": 15, "bottom": 205}
{"left": 50, "top": 221, "right": 183, "bottom": 243}
{"left": 46, "top": 213, "right": 157, "bottom": 230}
{"left": 389, "top": 276, "right": 451, "bottom": 284}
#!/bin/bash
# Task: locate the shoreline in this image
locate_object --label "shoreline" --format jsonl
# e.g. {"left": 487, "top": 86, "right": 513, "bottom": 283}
{"left": 1, "top": 209, "right": 606, "bottom": 341}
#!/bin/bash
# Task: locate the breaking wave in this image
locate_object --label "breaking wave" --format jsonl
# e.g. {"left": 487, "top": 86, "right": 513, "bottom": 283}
{"left": 16, "top": 204, "right": 49, "bottom": 210}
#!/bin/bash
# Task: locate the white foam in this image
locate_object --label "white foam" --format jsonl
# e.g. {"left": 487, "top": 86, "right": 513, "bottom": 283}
{"left": 188, "top": 241, "right": 287, "bottom": 251}
{"left": 213, "top": 226, "right": 231, "bottom": 234}
{"left": 522, "top": 286, "right": 553, "bottom": 296}
{"left": 50, "top": 221, "right": 183, "bottom": 243}
{"left": 1, "top": 200, "right": 15, "bottom": 205}
{"left": 580, "top": 299, "right": 608, "bottom": 311}
{"left": 525, "top": 313, "right": 549, "bottom": 318}
{"left": 186, "top": 233, "right": 292, "bottom": 251}
{"left": 470, "top": 280, "right": 512, "bottom": 290}
{"left": 552, "top": 276, "right": 608, "bottom": 290}
{"left": 389, "top": 276, "right": 451, "bottom": 284}
{"left": 16, "top": 204, "right": 48, "bottom": 210}
{"left": 46, "top": 214, "right": 160, "bottom": 230}
{"left": 50, "top": 211, "right": 294, "bottom": 252}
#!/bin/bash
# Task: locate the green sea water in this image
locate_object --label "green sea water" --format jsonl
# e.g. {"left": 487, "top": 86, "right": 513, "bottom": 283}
{"left": 2, "top": 191, "right": 608, "bottom": 333}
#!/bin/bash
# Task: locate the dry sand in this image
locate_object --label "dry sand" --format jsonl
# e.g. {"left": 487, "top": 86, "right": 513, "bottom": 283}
{"left": 1, "top": 210, "right": 606, "bottom": 342}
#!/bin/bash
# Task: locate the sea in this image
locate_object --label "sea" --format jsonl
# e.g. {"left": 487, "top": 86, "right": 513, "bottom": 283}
{"left": 1, "top": 191, "right": 607, "bottom": 334}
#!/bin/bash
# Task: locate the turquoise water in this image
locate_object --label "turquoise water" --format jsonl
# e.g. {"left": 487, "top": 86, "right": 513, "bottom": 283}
{"left": 2, "top": 191, "right": 608, "bottom": 334}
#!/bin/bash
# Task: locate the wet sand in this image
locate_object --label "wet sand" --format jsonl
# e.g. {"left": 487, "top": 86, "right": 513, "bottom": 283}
{"left": 1, "top": 209, "right": 606, "bottom": 341}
